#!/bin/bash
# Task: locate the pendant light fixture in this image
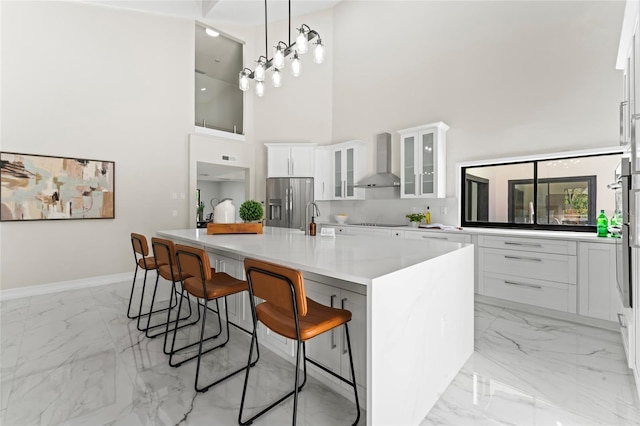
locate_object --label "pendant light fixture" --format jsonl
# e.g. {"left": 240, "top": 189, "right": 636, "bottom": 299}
{"left": 238, "top": 0, "right": 324, "bottom": 96}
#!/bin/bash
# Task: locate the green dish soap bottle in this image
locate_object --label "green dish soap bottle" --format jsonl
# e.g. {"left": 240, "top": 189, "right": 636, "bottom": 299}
{"left": 596, "top": 210, "right": 608, "bottom": 237}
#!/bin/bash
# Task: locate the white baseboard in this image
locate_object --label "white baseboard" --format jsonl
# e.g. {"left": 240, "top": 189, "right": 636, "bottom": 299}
{"left": 0, "top": 271, "right": 143, "bottom": 301}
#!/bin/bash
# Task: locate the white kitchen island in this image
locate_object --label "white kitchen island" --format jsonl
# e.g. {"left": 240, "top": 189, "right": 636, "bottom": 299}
{"left": 158, "top": 227, "right": 474, "bottom": 425}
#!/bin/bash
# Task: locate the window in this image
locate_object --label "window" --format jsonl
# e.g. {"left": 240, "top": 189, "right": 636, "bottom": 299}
{"left": 461, "top": 152, "right": 621, "bottom": 232}
{"left": 195, "top": 23, "right": 244, "bottom": 135}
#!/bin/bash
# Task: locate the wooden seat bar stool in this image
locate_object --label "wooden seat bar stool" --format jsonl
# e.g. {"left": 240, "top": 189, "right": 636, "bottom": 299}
{"left": 141, "top": 237, "right": 201, "bottom": 344}
{"left": 239, "top": 258, "right": 360, "bottom": 426}
{"left": 170, "top": 244, "right": 259, "bottom": 392}
{"left": 128, "top": 233, "right": 174, "bottom": 320}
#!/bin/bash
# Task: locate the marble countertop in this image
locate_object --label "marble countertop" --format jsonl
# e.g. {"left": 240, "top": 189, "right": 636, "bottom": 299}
{"left": 157, "top": 227, "right": 467, "bottom": 286}
{"left": 319, "top": 221, "right": 617, "bottom": 243}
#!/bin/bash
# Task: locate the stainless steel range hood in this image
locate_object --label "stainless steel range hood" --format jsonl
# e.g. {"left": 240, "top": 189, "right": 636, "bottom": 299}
{"left": 356, "top": 133, "right": 401, "bottom": 188}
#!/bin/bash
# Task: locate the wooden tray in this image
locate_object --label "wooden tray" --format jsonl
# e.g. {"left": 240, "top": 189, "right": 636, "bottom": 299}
{"left": 207, "top": 222, "right": 263, "bottom": 235}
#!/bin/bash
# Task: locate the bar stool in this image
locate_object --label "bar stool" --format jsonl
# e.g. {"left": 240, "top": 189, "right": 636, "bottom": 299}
{"left": 128, "top": 233, "right": 169, "bottom": 320}
{"left": 170, "top": 244, "right": 259, "bottom": 393}
{"left": 239, "top": 258, "right": 360, "bottom": 426}
{"left": 142, "top": 237, "right": 200, "bottom": 345}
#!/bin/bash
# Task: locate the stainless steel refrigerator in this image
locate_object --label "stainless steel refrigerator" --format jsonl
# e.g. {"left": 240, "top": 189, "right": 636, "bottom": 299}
{"left": 266, "top": 178, "right": 314, "bottom": 230}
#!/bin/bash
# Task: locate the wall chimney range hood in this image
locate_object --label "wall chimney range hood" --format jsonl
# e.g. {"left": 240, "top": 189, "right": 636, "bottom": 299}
{"left": 356, "top": 133, "right": 401, "bottom": 188}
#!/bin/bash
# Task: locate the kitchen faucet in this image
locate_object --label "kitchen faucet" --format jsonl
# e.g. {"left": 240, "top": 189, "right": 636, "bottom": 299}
{"left": 305, "top": 201, "right": 321, "bottom": 235}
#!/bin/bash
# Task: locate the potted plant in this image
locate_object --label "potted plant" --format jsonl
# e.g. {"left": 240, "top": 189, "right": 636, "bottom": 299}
{"left": 406, "top": 212, "right": 425, "bottom": 227}
{"left": 239, "top": 200, "right": 264, "bottom": 223}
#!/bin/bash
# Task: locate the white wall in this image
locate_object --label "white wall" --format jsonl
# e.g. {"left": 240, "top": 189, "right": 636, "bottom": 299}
{"left": 250, "top": 8, "right": 334, "bottom": 205}
{"left": 326, "top": 0, "right": 624, "bottom": 224}
{"left": 0, "top": 1, "right": 191, "bottom": 289}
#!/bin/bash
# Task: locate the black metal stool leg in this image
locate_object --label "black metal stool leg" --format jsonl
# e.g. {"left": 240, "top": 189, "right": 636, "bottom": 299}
{"left": 126, "top": 266, "right": 140, "bottom": 319}
{"left": 169, "top": 298, "right": 224, "bottom": 367}
{"left": 344, "top": 323, "right": 360, "bottom": 426}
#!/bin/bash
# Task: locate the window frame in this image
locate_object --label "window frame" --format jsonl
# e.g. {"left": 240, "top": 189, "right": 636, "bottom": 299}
{"left": 458, "top": 149, "right": 622, "bottom": 233}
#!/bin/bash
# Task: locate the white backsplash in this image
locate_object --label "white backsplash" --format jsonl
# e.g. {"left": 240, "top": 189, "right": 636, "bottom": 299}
{"left": 317, "top": 196, "right": 459, "bottom": 226}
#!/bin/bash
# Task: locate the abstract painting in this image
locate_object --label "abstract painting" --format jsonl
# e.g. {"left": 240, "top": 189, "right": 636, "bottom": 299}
{"left": 0, "top": 152, "right": 115, "bottom": 221}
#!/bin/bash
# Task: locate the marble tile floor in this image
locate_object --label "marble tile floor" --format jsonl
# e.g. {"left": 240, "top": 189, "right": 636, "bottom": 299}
{"left": 0, "top": 279, "right": 639, "bottom": 425}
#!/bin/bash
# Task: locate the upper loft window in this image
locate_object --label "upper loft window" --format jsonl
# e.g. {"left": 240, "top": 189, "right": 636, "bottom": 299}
{"left": 461, "top": 152, "right": 621, "bottom": 232}
{"left": 195, "top": 23, "right": 244, "bottom": 135}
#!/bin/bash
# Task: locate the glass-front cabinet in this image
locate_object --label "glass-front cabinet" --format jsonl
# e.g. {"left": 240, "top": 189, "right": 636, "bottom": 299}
{"left": 398, "top": 122, "right": 449, "bottom": 198}
{"left": 332, "top": 141, "right": 365, "bottom": 200}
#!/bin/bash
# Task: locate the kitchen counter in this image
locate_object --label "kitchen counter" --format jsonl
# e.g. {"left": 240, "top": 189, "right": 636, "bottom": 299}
{"left": 158, "top": 227, "right": 474, "bottom": 425}
{"left": 158, "top": 227, "right": 468, "bottom": 286}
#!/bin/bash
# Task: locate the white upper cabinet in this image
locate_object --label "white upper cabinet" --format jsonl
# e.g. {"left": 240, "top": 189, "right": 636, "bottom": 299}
{"left": 314, "top": 146, "right": 332, "bottom": 201}
{"left": 332, "top": 140, "right": 366, "bottom": 200}
{"left": 398, "top": 122, "right": 448, "bottom": 198}
{"left": 265, "top": 143, "right": 316, "bottom": 178}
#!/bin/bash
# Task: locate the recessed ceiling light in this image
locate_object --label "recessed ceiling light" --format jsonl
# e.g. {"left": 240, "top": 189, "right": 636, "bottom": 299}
{"left": 205, "top": 28, "right": 219, "bottom": 37}
{"left": 215, "top": 58, "right": 221, "bottom": 63}
{"left": 201, "top": 87, "right": 207, "bottom": 91}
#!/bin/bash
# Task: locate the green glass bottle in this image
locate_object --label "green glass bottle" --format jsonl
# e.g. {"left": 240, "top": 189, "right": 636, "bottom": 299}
{"left": 597, "top": 210, "right": 608, "bottom": 237}
{"left": 610, "top": 210, "right": 621, "bottom": 238}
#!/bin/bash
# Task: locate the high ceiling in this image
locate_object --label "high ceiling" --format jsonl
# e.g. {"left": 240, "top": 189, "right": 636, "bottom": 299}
{"left": 85, "top": 0, "right": 341, "bottom": 26}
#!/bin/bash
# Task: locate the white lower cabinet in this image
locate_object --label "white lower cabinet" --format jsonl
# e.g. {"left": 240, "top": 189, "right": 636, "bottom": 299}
{"left": 578, "top": 242, "right": 621, "bottom": 322}
{"left": 477, "top": 236, "right": 578, "bottom": 314}
{"left": 321, "top": 224, "right": 390, "bottom": 238}
{"left": 481, "top": 272, "right": 577, "bottom": 313}
{"left": 347, "top": 227, "right": 392, "bottom": 238}
{"left": 404, "top": 231, "right": 471, "bottom": 244}
{"left": 304, "top": 279, "right": 367, "bottom": 403}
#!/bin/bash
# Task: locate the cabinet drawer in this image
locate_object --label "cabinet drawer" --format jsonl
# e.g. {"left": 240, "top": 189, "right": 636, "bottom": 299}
{"left": 347, "top": 227, "right": 391, "bottom": 237}
{"left": 480, "top": 247, "right": 576, "bottom": 284}
{"left": 405, "top": 231, "right": 471, "bottom": 244}
{"left": 478, "top": 235, "right": 576, "bottom": 255}
{"left": 480, "top": 272, "right": 577, "bottom": 313}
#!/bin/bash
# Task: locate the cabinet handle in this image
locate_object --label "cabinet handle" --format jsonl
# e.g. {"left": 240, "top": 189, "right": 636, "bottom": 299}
{"left": 621, "top": 101, "right": 629, "bottom": 146}
{"left": 423, "top": 236, "right": 448, "bottom": 240}
{"left": 618, "top": 313, "right": 627, "bottom": 328}
{"left": 504, "top": 280, "right": 542, "bottom": 289}
{"left": 291, "top": 158, "right": 295, "bottom": 175}
{"left": 341, "top": 298, "right": 348, "bottom": 355}
{"left": 330, "top": 295, "right": 337, "bottom": 349}
{"left": 504, "top": 255, "right": 542, "bottom": 262}
{"left": 503, "top": 242, "right": 542, "bottom": 248}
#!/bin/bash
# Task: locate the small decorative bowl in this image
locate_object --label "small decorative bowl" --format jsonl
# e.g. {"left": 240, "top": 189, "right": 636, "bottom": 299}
{"left": 335, "top": 214, "right": 348, "bottom": 225}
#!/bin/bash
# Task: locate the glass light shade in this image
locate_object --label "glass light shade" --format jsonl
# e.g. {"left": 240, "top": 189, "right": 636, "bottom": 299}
{"left": 255, "top": 80, "right": 265, "bottom": 97}
{"left": 239, "top": 71, "right": 249, "bottom": 91}
{"left": 255, "top": 60, "right": 266, "bottom": 81}
{"left": 271, "top": 69, "right": 282, "bottom": 87}
{"left": 205, "top": 28, "right": 220, "bottom": 37}
{"left": 291, "top": 52, "right": 301, "bottom": 77}
{"left": 313, "top": 40, "right": 325, "bottom": 64}
{"left": 273, "top": 46, "right": 285, "bottom": 69}
{"left": 296, "top": 29, "right": 308, "bottom": 54}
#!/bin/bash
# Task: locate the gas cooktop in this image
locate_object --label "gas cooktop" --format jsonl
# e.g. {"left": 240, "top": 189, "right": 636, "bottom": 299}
{"left": 355, "top": 222, "right": 406, "bottom": 227}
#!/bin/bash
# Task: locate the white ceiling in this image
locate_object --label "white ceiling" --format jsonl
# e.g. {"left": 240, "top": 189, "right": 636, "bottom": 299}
{"left": 84, "top": 0, "right": 341, "bottom": 26}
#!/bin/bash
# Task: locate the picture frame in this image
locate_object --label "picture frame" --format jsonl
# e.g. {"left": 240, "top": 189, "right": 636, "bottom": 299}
{"left": 0, "top": 152, "right": 115, "bottom": 221}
